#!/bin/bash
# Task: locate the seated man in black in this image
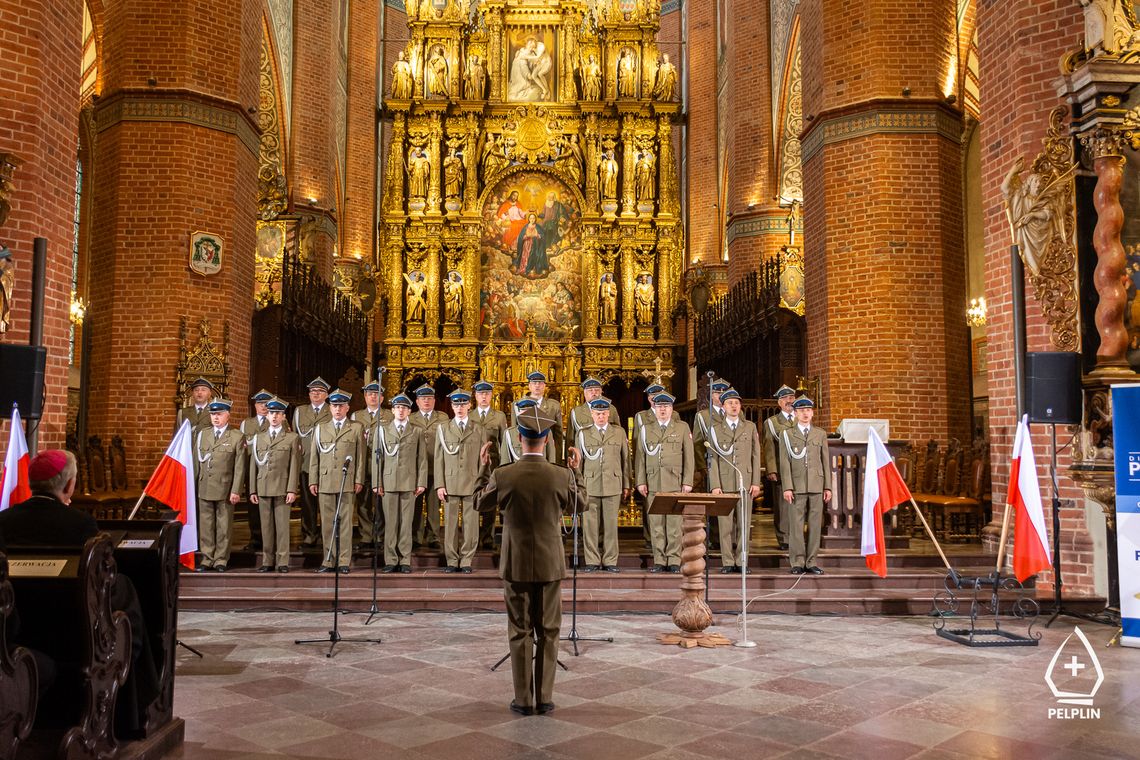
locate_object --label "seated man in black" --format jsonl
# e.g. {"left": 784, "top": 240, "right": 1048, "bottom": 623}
{"left": 0, "top": 449, "right": 159, "bottom": 737}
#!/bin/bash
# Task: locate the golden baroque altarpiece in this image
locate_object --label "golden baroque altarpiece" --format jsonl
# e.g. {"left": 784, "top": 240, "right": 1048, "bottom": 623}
{"left": 380, "top": 0, "right": 682, "bottom": 410}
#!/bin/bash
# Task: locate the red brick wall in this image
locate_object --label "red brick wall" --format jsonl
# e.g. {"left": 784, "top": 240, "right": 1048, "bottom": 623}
{"left": 85, "top": 0, "right": 260, "bottom": 485}
{"left": 0, "top": 0, "right": 84, "bottom": 449}
{"left": 976, "top": 0, "right": 1093, "bottom": 596}
{"left": 345, "top": 0, "right": 379, "bottom": 263}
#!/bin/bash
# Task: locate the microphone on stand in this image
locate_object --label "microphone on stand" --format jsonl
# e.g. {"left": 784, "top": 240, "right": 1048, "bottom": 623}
{"left": 343, "top": 455, "right": 353, "bottom": 473}
{"left": 703, "top": 441, "right": 744, "bottom": 492}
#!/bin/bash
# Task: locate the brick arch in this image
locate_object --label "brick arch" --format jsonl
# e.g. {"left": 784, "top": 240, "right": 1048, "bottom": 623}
{"left": 83, "top": 0, "right": 106, "bottom": 96}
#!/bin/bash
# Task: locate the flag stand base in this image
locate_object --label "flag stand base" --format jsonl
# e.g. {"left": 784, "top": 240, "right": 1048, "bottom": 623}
{"left": 931, "top": 570, "right": 1041, "bottom": 648}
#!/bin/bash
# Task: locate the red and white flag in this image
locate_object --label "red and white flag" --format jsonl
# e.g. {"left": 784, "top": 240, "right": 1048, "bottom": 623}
{"left": 0, "top": 406, "right": 32, "bottom": 512}
{"left": 1008, "top": 414, "right": 1051, "bottom": 582}
{"left": 861, "top": 427, "right": 913, "bottom": 578}
{"left": 141, "top": 420, "right": 198, "bottom": 569}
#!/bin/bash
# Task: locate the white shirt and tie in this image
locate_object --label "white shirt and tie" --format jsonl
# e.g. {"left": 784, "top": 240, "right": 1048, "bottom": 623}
{"left": 269, "top": 426, "right": 281, "bottom": 440}
{"left": 727, "top": 418, "right": 739, "bottom": 431}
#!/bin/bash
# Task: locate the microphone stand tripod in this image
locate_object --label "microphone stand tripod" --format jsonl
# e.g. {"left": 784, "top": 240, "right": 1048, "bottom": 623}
{"left": 560, "top": 467, "right": 613, "bottom": 655}
{"left": 295, "top": 460, "right": 383, "bottom": 657}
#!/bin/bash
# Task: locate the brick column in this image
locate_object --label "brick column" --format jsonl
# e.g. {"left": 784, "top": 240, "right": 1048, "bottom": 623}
{"left": 977, "top": 1, "right": 1092, "bottom": 595}
{"left": 685, "top": 0, "right": 717, "bottom": 266}
{"left": 799, "top": 0, "right": 969, "bottom": 442}
{"left": 86, "top": 0, "right": 260, "bottom": 484}
{"left": 0, "top": 0, "right": 84, "bottom": 448}
{"left": 345, "top": 0, "right": 379, "bottom": 262}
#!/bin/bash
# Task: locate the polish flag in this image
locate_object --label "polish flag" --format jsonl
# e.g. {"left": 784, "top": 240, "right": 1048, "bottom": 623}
{"left": 1009, "top": 415, "right": 1052, "bottom": 582}
{"left": 861, "top": 427, "right": 913, "bottom": 578}
{"left": 0, "top": 406, "right": 32, "bottom": 512}
{"left": 141, "top": 420, "right": 198, "bottom": 569}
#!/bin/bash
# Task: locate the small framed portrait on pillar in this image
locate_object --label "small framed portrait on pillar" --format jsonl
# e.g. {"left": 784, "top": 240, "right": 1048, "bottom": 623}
{"left": 189, "top": 231, "right": 224, "bottom": 276}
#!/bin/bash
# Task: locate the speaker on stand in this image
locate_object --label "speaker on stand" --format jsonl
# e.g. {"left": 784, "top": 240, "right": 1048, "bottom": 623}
{"left": 0, "top": 345, "right": 47, "bottom": 420}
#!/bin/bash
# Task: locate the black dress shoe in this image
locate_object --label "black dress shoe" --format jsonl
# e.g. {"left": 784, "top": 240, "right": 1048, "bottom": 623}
{"left": 582, "top": 564, "right": 599, "bottom": 573}
{"left": 509, "top": 701, "right": 534, "bottom": 716}
{"left": 790, "top": 566, "right": 805, "bottom": 575}
{"left": 667, "top": 564, "right": 680, "bottom": 573}
{"left": 777, "top": 542, "right": 789, "bottom": 551}
{"left": 381, "top": 565, "right": 397, "bottom": 573}
{"left": 338, "top": 566, "right": 350, "bottom": 574}
{"left": 806, "top": 566, "right": 824, "bottom": 575}
{"left": 648, "top": 564, "right": 666, "bottom": 573}
{"left": 444, "top": 565, "right": 459, "bottom": 573}
{"left": 719, "top": 566, "right": 734, "bottom": 574}
{"left": 461, "top": 567, "right": 473, "bottom": 574}
{"left": 603, "top": 565, "right": 619, "bottom": 573}
{"left": 194, "top": 565, "right": 210, "bottom": 573}
{"left": 257, "top": 566, "right": 272, "bottom": 573}
{"left": 276, "top": 565, "right": 289, "bottom": 573}
{"left": 537, "top": 702, "right": 555, "bottom": 714}
{"left": 214, "top": 565, "right": 227, "bottom": 573}
{"left": 398, "top": 564, "right": 412, "bottom": 573}
{"left": 315, "top": 566, "right": 332, "bottom": 573}
{"left": 741, "top": 565, "right": 751, "bottom": 575}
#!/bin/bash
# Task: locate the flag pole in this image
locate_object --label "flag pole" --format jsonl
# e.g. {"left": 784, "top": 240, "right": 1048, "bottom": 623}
{"left": 994, "top": 502, "right": 1013, "bottom": 573}
{"left": 127, "top": 492, "right": 146, "bottom": 520}
{"left": 906, "top": 497, "right": 952, "bottom": 572}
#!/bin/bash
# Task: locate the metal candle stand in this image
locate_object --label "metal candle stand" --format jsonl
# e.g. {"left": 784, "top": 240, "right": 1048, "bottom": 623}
{"left": 932, "top": 569, "right": 1041, "bottom": 647}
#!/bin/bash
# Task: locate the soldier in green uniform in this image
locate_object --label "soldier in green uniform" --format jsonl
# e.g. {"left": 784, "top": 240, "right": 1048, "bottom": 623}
{"left": 372, "top": 393, "right": 426, "bottom": 573}
{"left": 501, "top": 399, "right": 558, "bottom": 465}
{"left": 569, "top": 377, "right": 619, "bottom": 437}
{"left": 474, "top": 404, "right": 585, "bottom": 716}
{"left": 634, "top": 392, "right": 694, "bottom": 573}
{"left": 633, "top": 383, "right": 674, "bottom": 546}
{"left": 410, "top": 384, "right": 448, "bottom": 549}
{"left": 308, "top": 389, "right": 366, "bottom": 573}
{"left": 194, "top": 399, "right": 246, "bottom": 572}
{"left": 176, "top": 377, "right": 215, "bottom": 433}
{"left": 514, "top": 371, "right": 563, "bottom": 462}
{"left": 706, "top": 389, "right": 763, "bottom": 573}
{"left": 293, "top": 377, "right": 332, "bottom": 548}
{"left": 778, "top": 396, "right": 832, "bottom": 576}
{"left": 248, "top": 397, "right": 300, "bottom": 573}
{"left": 435, "top": 390, "right": 492, "bottom": 573}
{"left": 567, "top": 397, "right": 629, "bottom": 573}
{"left": 239, "top": 388, "right": 273, "bottom": 553}
{"left": 762, "top": 385, "right": 797, "bottom": 550}
{"left": 472, "top": 380, "right": 508, "bottom": 549}
{"left": 353, "top": 381, "right": 393, "bottom": 550}
{"left": 691, "top": 378, "right": 730, "bottom": 456}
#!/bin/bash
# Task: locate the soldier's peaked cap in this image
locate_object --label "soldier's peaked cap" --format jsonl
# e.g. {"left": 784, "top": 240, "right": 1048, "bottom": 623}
{"left": 307, "top": 377, "right": 331, "bottom": 391}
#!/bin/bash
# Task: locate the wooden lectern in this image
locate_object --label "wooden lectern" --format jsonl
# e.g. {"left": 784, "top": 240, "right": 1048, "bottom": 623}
{"left": 648, "top": 492, "right": 739, "bottom": 648}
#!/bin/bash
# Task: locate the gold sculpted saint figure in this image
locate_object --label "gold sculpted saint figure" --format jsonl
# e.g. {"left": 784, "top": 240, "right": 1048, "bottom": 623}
{"left": 464, "top": 54, "right": 487, "bottom": 99}
{"left": 617, "top": 49, "right": 637, "bottom": 98}
{"left": 407, "top": 147, "right": 431, "bottom": 198}
{"left": 634, "top": 273, "right": 654, "bottom": 325}
{"left": 392, "top": 50, "right": 415, "bottom": 99}
{"left": 1000, "top": 155, "right": 1069, "bottom": 278}
{"left": 599, "top": 272, "right": 617, "bottom": 325}
{"left": 427, "top": 46, "right": 449, "bottom": 98}
{"left": 635, "top": 150, "right": 655, "bottom": 201}
{"left": 652, "top": 54, "right": 677, "bottom": 101}
{"left": 599, "top": 149, "right": 619, "bottom": 200}
{"left": 444, "top": 272, "right": 463, "bottom": 323}
{"left": 581, "top": 54, "right": 602, "bottom": 100}
{"left": 404, "top": 271, "right": 427, "bottom": 322}
{"left": 0, "top": 248, "right": 13, "bottom": 334}
{"left": 444, "top": 147, "right": 464, "bottom": 199}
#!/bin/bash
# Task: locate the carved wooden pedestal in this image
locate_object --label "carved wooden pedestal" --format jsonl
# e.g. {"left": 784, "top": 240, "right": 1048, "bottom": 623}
{"left": 657, "top": 503, "right": 732, "bottom": 648}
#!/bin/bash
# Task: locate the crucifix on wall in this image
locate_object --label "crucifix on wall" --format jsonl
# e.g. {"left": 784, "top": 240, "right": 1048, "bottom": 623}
{"left": 641, "top": 356, "right": 675, "bottom": 388}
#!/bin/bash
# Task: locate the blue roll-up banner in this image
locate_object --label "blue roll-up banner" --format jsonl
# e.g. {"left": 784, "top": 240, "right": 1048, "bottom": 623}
{"left": 1111, "top": 384, "right": 1140, "bottom": 648}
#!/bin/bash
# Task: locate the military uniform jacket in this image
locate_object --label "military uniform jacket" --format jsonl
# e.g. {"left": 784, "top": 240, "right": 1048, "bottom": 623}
{"left": 435, "top": 417, "right": 491, "bottom": 496}
{"left": 569, "top": 403, "right": 620, "bottom": 437}
{"left": 634, "top": 417, "right": 695, "bottom": 492}
{"left": 372, "top": 420, "right": 427, "bottom": 492}
{"left": 574, "top": 424, "right": 630, "bottom": 498}
{"left": 762, "top": 411, "right": 796, "bottom": 477}
{"left": 474, "top": 457, "right": 585, "bottom": 582}
{"left": 705, "top": 418, "right": 763, "bottom": 492}
{"left": 309, "top": 419, "right": 367, "bottom": 492}
{"left": 513, "top": 397, "right": 563, "bottom": 456}
{"left": 240, "top": 415, "right": 269, "bottom": 443}
{"left": 195, "top": 428, "right": 247, "bottom": 501}
{"left": 500, "top": 427, "right": 557, "bottom": 465}
{"left": 777, "top": 425, "right": 831, "bottom": 494}
{"left": 293, "top": 404, "right": 331, "bottom": 471}
{"left": 410, "top": 410, "right": 449, "bottom": 467}
{"left": 177, "top": 405, "right": 211, "bottom": 433}
{"left": 691, "top": 406, "right": 725, "bottom": 453}
{"left": 473, "top": 407, "right": 509, "bottom": 445}
{"left": 248, "top": 429, "right": 301, "bottom": 498}
{"left": 634, "top": 408, "right": 678, "bottom": 437}
{"left": 352, "top": 407, "right": 394, "bottom": 449}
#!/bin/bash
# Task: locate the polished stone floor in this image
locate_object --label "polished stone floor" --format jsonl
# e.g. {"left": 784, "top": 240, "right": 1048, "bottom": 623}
{"left": 169, "top": 610, "right": 1139, "bottom": 759}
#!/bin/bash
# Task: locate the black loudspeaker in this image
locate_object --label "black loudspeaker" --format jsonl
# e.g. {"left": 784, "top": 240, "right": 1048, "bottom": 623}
{"left": 1026, "top": 351, "right": 1081, "bottom": 425}
{"left": 0, "top": 345, "right": 47, "bottom": 420}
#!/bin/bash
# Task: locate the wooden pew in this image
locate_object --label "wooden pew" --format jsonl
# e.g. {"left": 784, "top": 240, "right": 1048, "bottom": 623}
{"left": 7, "top": 535, "right": 130, "bottom": 760}
{"left": 0, "top": 551, "right": 37, "bottom": 760}
{"left": 98, "top": 520, "right": 181, "bottom": 736}
{"left": 912, "top": 439, "right": 988, "bottom": 542}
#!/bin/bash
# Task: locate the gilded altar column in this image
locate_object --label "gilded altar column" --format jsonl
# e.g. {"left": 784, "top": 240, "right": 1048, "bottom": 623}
{"left": 584, "top": 241, "right": 600, "bottom": 340}
{"left": 585, "top": 114, "right": 600, "bottom": 209}
{"left": 427, "top": 115, "right": 443, "bottom": 215}
{"left": 386, "top": 237, "right": 405, "bottom": 339}
{"left": 463, "top": 113, "right": 479, "bottom": 213}
{"left": 657, "top": 236, "right": 674, "bottom": 340}
{"left": 487, "top": 7, "right": 503, "bottom": 101}
{"left": 1081, "top": 128, "right": 1134, "bottom": 376}
{"left": 386, "top": 112, "right": 407, "bottom": 213}
{"left": 425, "top": 241, "right": 442, "bottom": 339}
{"left": 620, "top": 245, "right": 636, "bottom": 339}
{"left": 620, "top": 115, "right": 636, "bottom": 217}
{"left": 657, "top": 114, "right": 677, "bottom": 217}
{"left": 463, "top": 242, "right": 479, "bottom": 339}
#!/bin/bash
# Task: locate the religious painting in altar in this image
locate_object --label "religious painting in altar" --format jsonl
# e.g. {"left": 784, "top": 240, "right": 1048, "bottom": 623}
{"left": 506, "top": 27, "right": 558, "bottom": 102}
{"left": 479, "top": 170, "right": 582, "bottom": 341}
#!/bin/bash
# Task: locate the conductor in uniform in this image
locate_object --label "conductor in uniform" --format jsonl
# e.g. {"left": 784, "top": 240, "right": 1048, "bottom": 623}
{"left": 706, "top": 389, "right": 762, "bottom": 573}
{"left": 778, "top": 395, "right": 831, "bottom": 575}
{"left": 194, "top": 399, "right": 246, "bottom": 572}
{"left": 309, "top": 389, "right": 366, "bottom": 573}
{"left": 474, "top": 404, "right": 585, "bottom": 716}
{"left": 248, "top": 397, "right": 301, "bottom": 573}
{"left": 761, "top": 385, "right": 797, "bottom": 550}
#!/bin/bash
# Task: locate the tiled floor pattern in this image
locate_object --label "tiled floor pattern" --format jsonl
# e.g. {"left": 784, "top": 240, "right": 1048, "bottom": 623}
{"left": 168, "top": 610, "right": 1139, "bottom": 759}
